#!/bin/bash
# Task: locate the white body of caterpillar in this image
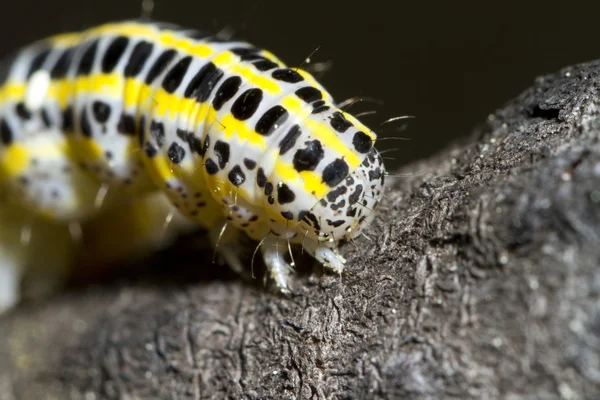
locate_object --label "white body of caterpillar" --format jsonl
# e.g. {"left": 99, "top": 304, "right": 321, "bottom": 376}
{"left": 0, "top": 21, "right": 385, "bottom": 311}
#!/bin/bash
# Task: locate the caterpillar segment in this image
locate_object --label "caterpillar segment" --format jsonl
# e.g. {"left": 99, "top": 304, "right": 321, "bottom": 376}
{"left": 0, "top": 44, "right": 118, "bottom": 221}
{"left": 0, "top": 21, "right": 386, "bottom": 294}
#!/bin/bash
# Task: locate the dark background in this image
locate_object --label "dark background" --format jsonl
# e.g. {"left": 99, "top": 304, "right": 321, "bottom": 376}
{"left": 1, "top": 0, "right": 598, "bottom": 171}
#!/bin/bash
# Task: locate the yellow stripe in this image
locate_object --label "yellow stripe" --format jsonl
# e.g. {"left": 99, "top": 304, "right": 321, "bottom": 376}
{"left": 57, "top": 74, "right": 123, "bottom": 108}
{"left": 0, "top": 144, "right": 30, "bottom": 181}
{"left": 50, "top": 74, "right": 120, "bottom": 108}
{"left": 203, "top": 107, "right": 269, "bottom": 150}
{"left": 146, "top": 154, "right": 176, "bottom": 183}
{"left": 218, "top": 113, "right": 266, "bottom": 149}
{"left": 212, "top": 51, "right": 235, "bottom": 66}
{"left": 48, "top": 32, "right": 83, "bottom": 48}
{"left": 65, "top": 137, "right": 104, "bottom": 162}
{"left": 296, "top": 69, "right": 331, "bottom": 101}
{"left": 273, "top": 160, "right": 329, "bottom": 200}
{"left": 305, "top": 119, "right": 360, "bottom": 166}
{"left": 299, "top": 169, "right": 329, "bottom": 199}
{"left": 123, "top": 77, "right": 143, "bottom": 109}
{"left": 149, "top": 86, "right": 195, "bottom": 119}
{"left": 49, "top": 22, "right": 214, "bottom": 59}
{"left": 158, "top": 32, "right": 213, "bottom": 58}
{"left": 0, "top": 83, "right": 25, "bottom": 103}
{"left": 73, "top": 74, "right": 122, "bottom": 95}
{"left": 0, "top": 74, "right": 124, "bottom": 109}
{"left": 229, "top": 62, "right": 281, "bottom": 94}
{"left": 1, "top": 84, "right": 363, "bottom": 171}
{"left": 0, "top": 75, "right": 192, "bottom": 120}
{"left": 0, "top": 138, "right": 75, "bottom": 182}
{"left": 282, "top": 96, "right": 361, "bottom": 168}
{"left": 261, "top": 50, "right": 284, "bottom": 65}
{"left": 0, "top": 71, "right": 280, "bottom": 121}
{"left": 343, "top": 112, "right": 376, "bottom": 141}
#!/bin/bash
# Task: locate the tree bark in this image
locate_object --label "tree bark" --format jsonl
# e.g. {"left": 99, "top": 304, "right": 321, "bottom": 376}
{"left": 2, "top": 60, "right": 600, "bottom": 400}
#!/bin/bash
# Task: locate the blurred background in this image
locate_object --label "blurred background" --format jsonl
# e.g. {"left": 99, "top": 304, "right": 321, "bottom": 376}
{"left": 1, "top": 0, "right": 598, "bottom": 171}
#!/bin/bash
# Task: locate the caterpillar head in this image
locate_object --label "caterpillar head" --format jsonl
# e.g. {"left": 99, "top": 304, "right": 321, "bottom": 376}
{"left": 299, "top": 148, "right": 385, "bottom": 244}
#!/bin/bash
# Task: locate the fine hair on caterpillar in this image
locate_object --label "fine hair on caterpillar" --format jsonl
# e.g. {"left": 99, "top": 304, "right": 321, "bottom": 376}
{"left": 0, "top": 19, "right": 393, "bottom": 312}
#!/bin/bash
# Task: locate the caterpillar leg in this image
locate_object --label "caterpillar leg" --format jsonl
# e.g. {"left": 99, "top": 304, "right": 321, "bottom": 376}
{"left": 302, "top": 238, "right": 346, "bottom": 275}
{"left": 0, "top": 254, "right": 22, "bottom": 314}
{"left": 260, "top": 235, "right": 295, "bottom": 293}
{"left": 0, "top": 199, "right": 24, "bottom": 312}
{"left": 208, "top": 223, "right": 246, "bottom": 276}
{"left": 208, "top": 226, "right": 347, "bottom": 292}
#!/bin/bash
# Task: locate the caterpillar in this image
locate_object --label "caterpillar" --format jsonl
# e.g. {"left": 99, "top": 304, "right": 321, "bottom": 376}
{"left": 0, "top": 20, "right": 385, "bottom": 310}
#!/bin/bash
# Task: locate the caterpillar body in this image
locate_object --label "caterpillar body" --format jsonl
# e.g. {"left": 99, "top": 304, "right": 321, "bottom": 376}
{"left": 0, "top": 20, "right": 385, "bottom": 309}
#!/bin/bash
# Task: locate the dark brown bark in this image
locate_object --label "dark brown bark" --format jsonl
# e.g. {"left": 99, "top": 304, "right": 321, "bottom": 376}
{"left": 2, "top": 60, "right": 600, "bottom": 400}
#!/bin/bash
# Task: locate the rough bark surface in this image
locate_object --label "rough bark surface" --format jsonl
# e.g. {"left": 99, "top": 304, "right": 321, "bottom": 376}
{"left": 2, "top": 60, "right": 600, "bottom": 400}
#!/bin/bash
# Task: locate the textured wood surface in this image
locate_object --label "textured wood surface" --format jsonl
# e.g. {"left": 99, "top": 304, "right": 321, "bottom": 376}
{"left": 2, "top": 59, "right": 600, "bottom": 399}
